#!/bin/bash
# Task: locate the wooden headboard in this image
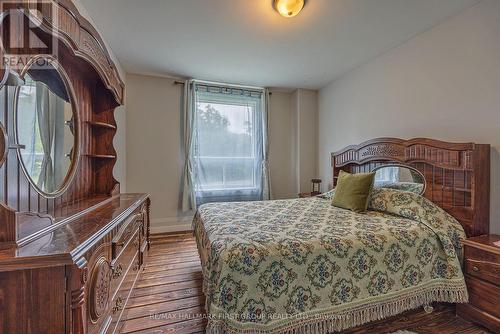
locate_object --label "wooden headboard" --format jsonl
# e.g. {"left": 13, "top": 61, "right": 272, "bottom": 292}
{"left": 331, "top": 138, "right": 490, "bottom": 237}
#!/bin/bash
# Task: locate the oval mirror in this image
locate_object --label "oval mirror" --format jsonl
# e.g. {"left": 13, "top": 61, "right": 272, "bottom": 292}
{"left": 15, "top": 58, "right": 78, "bottom": 197}
{"left": 372, "top": 164, "right": 426, "bottom": 195}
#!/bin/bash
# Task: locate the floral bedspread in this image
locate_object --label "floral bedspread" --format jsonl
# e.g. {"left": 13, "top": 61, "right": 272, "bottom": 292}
{"left": 374, "top": 181, "right": 424, "bottom": 194}
{"left": 193, "top": 188, "right": 468, "bottom": 334}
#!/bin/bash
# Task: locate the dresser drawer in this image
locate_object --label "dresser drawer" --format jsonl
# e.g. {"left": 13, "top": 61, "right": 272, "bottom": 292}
{"left": 107, "top": 251, "right": 142, "bottom": 334}
{"left": 112, "top": 211, "right": 144, "bottom": 259}
{"left": 464, "top": 246, "right": 500, "bottom": 286}
{"left": 110, "top": 228, "right": 140, "bottom": 299}
{"left": 466, "top": 275, "right": 500, "bottom": 319}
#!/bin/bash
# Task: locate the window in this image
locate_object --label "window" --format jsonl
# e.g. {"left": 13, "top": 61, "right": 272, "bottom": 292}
{"left": 374, "top": 166, "right": 399, "bottom": 183}
{"left": 190, "top": 83, "right": 267, "bottom": 205}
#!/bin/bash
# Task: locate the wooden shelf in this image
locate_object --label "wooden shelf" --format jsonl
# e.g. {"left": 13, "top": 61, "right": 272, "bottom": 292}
{"left": 85, "top": 154, "right": 116, "bottom": 159}
{"left": 86, "top": 121, "right": 116, "bottom": 130}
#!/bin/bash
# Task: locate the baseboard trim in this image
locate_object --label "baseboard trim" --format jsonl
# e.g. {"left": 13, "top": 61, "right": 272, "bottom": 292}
{"left": 150, "top": 231, "right": 193, "bottom": 239}
{"left": 150, "top": 216, "right": 194, "bottom": 234}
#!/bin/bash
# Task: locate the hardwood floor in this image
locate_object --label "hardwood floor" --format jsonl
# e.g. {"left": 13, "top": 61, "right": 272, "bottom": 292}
{"left": 120, "top": 233, "right": 492, "bottom": 334}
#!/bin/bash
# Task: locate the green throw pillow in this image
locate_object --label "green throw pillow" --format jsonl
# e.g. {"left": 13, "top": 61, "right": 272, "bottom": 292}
{"left": 332, "top": 170, "right": 375, "bottom": 212}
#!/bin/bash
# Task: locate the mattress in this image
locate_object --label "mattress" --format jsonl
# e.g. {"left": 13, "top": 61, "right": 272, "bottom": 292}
{"left": 193, "top": 188, "right": 467, "bottom": 334}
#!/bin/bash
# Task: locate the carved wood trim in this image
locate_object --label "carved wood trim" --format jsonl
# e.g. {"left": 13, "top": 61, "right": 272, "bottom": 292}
{"left": 49, "top": 0, "right": 124, "bottom": 105}
{"left": 2, "top": 0, "right": 124, "bottom": 105}
{"left": 331, "top": 138, "right": 490, "bottom": 237}
{"left": 146, "top": 197, "right": 151, "bottom": 251}
{"left": 332, "top": 138, "right": 473, "bottom": 170}
{"left": 88, "top": 255, "right": 111, "bottom": 324}
{"left": 0, "top": 202, "right": 16, "bottom": 247}
{"left": 68, "top": 257, "right": 88, "bottom": 334}
{"left": 0, "top": 46, "right": 5, "bottom": 86}
{"left": 0, "top": 121, "right": 7, "bottom": 167}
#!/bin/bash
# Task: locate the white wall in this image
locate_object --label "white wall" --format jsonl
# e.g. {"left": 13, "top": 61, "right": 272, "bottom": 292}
{"left": 125, "top": 75, "right": 186, "bottom": 232}
{"left": 295, "top": 89, "right": 319, "bottom": 193}
{"left": 269, "top": 92, "right": 296, "bottom": 199}
{"left": 125, "top": 75, "right": 314, "bottom": 232}
{"left": 113, "top": 106, "right": 126, "bottom": 191}
{"left": 318, "top": 0, "right": 500, "bottom": 233}
{"left": 268, "top": 89, "right": 319, "bottom": 198}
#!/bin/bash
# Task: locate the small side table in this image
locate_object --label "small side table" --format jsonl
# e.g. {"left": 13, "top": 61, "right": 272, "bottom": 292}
{"left": 298, "top": 192, "right": 320, "bottom": 198}
{"left": 456, "top": 234, "right": 500, "bottom": 333}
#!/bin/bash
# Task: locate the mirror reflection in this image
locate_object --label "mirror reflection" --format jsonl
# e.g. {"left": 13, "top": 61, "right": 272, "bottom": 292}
{"left": 16, "top": 61, "right": 76, "bottom": 195}
{"left": 373, "top": 165, "right": 426, "bottom": 195}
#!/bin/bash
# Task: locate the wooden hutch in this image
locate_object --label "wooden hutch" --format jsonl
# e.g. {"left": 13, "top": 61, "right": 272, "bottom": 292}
{"left": 0, "top": 1, "right": 150, "bottom": 333}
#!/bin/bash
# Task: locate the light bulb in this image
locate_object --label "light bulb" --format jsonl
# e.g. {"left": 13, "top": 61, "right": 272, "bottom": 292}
{"left": 274, "top": 0, "right": 305, "bottom": 18}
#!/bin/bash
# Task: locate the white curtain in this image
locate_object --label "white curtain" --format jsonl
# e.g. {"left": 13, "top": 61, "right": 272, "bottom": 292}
{"left": 375, "top": 166, "right": 397, "bottom": 183}
{"left": 261, "top": 89, "right": 271, "bottom": 200}
{"left": 36, "top": 82, "right": 56, "bottom": 192}
{"left": 19, "top": 84, "right": 38, "bottom": 176}
{"left": 182, "top": 81, "right": 270, "bottom": 209}
{"left": 181, "top": 80, "right": 197, "bottom": 211}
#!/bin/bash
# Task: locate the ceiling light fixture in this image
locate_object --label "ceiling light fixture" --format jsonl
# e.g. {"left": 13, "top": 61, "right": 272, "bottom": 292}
{"left": 274, "top": 0, "right": 305, "bottom": 18}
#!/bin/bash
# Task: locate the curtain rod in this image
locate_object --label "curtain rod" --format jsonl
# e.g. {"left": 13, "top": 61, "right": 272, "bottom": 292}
{"left": 173, "top": 80, "right": 272, "bottom": 94}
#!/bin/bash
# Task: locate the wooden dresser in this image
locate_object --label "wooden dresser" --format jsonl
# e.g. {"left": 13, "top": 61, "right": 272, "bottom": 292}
{"left": 0, "top": 195, "right": 151, "bottom": 333}
{"left": 0, "top": 1, "right": 150, "bottom": 333}
{"left": 457, "top": 235, "right": 500, "bottom": 333}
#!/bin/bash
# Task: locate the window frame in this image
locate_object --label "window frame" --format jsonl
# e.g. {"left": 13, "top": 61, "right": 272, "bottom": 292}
{"left": 190, "top": 85, "right": 265, "bottom": 203}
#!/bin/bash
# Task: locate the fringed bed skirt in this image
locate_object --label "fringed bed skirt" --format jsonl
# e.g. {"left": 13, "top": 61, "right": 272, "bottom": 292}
{"left": 204, "top": 283, "right": 467, "bottom": 334}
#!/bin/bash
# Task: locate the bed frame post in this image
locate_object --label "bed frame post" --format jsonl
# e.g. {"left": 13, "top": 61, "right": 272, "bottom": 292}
{"left": 472, "top": 144, "right": 490, "bottom": 236}
{"left": 331, "top": 154, "right": 337, "bottom": 189}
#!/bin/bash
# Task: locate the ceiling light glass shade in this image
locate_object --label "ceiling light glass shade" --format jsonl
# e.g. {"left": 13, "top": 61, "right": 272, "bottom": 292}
{"left": 274, "top": 0, "right": 305, "bottom": 18}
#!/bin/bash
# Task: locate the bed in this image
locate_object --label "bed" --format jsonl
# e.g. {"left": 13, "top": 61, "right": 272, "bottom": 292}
{"left": 193, "top": 138, "right": 490, "bottom": 334}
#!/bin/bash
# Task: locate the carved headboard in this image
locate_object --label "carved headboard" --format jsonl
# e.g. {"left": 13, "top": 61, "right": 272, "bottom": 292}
{"left": 331, "top": 138, "right": 490, "bottom": 237}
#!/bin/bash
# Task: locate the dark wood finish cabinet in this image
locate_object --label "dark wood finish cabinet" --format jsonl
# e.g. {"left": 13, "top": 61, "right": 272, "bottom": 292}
{"left": 0, "top": 195, "right": 151, "bottom": 334}
{"left": 457, "top": 235, "right": 500, "bottom": 333}
{"left": 0, "top": 1, "right": 149, "bottom": 333}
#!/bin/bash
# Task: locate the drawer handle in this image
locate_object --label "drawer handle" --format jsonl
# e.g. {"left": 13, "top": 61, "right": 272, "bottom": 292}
{"left": 472, "top": 266, "right": 479, "bottom": 272}
{"left": 112, "top": 297, "right": 124, "bottom": 314}
{"left": 112, "top": 264, "right": 123, "bottom": 279}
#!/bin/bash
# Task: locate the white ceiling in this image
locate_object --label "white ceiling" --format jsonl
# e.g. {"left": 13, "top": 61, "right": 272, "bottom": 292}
{"left": 80, "top": 0, "right": 479, "bottom": 89}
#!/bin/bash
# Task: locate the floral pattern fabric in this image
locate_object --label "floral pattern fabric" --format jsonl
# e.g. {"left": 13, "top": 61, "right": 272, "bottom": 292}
{"left": 193, "top": 188, "right": 467, "bottom": 334}
{"left": 374, "top": 181, "right": 424, "bottom": 194}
